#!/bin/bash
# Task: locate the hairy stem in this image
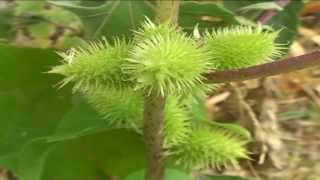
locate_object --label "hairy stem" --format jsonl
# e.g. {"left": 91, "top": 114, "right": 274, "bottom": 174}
{"left": 144, "top": 1, "right": 180, "bottom": 180}
{"left": 144, "top": 93, "right": 166, "bottom": 180}
{"left": 204, "top": 50, "right": 320, "bottom": 83}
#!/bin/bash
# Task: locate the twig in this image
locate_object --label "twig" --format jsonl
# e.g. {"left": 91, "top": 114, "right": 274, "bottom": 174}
{"left": 204, "top": 50, "right": 320, "bottom": 84}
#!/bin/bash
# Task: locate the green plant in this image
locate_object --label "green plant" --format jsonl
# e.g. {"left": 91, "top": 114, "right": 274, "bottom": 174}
{"left": 51, "top": 17, "right": 255, "bottom": 163}
{"left": 49, "top": 2, "right": 284, "bottom": 179}
{"left": 1, "top": 1, "right": 319, "bottom": 180}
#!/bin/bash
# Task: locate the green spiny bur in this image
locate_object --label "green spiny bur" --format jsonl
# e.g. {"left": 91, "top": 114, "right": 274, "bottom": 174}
{"left": 85, "top": 87, "right": 144, "bottom": 130}
{"left": 164, "top": 96, "right": 191, "bottom": 148}
{"left": 133, "top": 18, "right": 183, "bottom": 43}
{"left": 50, "top": 38, "right": 132, "bottom": 92}
{"left": 125, "top": 21, "right": 212, "bottom": 96}
{"left": 205, "top": 26, "right": 284, "bottom": 70}
{"left": 84, "top": 86, "right": 192, "bottom": 148}
{"left": 170, "top": 127, "right": 248, "bottom": 170}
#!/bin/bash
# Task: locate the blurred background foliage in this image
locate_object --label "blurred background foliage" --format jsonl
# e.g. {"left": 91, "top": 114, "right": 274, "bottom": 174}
{"left": 1, "top": 0, "right": 318, "bottom": 180}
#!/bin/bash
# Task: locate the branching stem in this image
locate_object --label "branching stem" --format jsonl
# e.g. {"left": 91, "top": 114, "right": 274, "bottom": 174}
{"left": 204, "top": 50, "right": 320, "bottom": 83}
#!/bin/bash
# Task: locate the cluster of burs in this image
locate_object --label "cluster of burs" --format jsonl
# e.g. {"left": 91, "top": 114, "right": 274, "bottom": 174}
{"left": 50, "top": 18, "right": 282, "bottom": 170}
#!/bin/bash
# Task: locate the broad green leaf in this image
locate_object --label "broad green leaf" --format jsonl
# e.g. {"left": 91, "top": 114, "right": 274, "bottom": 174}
{"left": 200, "top": 175, "right": 252, "bottom": 180}
{"left": 0, "top": 45, "right": 71, "bottom": 160}
{"left": 41, "top": 139, "right": 107, "bottom": 180}
{"left": 223, "top": 0, "right": 271, "bottom": 27}
{"left": 267, "top": 0, "right": 303, "bottom": 47}
{"left": 125, "top": 169, "right": 192, "bottom": 180}
{"left": 45, "top": 129, "right": 146, "bottom": 179}
{"left": 239, "top": 2, "right": 283, "bottom": 12}
{"left": 17, "top": 139, "right": 56, "bottom": 180}
{"left": 0, "top": 45, "right": 144, "bottom": 180}
{"left": 69, "top": 0, "right": 154, "bottom": 39}
{"left": 81, "top": 129, "right": 146, "bottom": 177}
{"left": 179, "top": 1, "right": 238, "bottom": 32}
{"left": 16, "top": 138, "right": 107, "bottom": 180}
{"left": 0, "top": 153, "right": 19, "bottom": 172}
{"left": 45, "top": 96, "right": 110, "bottom": 142}
{"left": 13, "top": 127, "right": 145, "bottom": 179}
{"left": 224, "top": 0, "right": 303, "bottom": 49}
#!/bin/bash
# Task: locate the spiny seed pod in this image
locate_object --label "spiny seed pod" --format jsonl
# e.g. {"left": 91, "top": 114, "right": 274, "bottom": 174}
{"left": 170, "top": 127, "right": 248, "bottom": 170}
{"left": 85, "top": 87, "right": 144, "bottom": 130}
{"left": 85, "top": 86, "right": 192, "bottom": 143}
{"left": 205, "top": 26, "right": 284, "bottom": 70}
{"left": 49, "top": 38, "right": 131, "bottom": 92}
{"left": 124, "top": 22, "right": 212, "bottom": 96}
{"left": 164, "top": 97, "right": 191, "bottom": 148}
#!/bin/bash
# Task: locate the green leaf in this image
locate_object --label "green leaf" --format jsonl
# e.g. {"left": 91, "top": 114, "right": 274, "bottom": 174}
{"left": 200, "top": 175, "right": 252, "bottom": 180}
{"left": 179, "top": 1, "right": 238, "bottom": 32}
{"left": 125, "top": 169, "right": 192, "bottom": 180}
{"left": 0, "top": 153, "right": 19, "bottom": 172}
{"left": 267, "top": 0, "right": 303, "bottom": 47}
{"left": 14, "top": 128, "right": 145, "bottom": 179}
{"left": 0, "top": 45, "right": 71, "bottom": 163}
{"left": 71, "top": 0, "right": 154, "bottom": 39}
{"left": 239, "top": 2, "right": 283, "bottom": 12}
{"left": 17, "top": 139, "right": 55, "bottom": 180}
{"left": 81, "top": 129, "right": 146, "bottom": 177}
{"left": 17, "top": 138, "right": 107, "bottom": 180}
{"left": 45, "top": 96, "right": 110, "bottom": 142}
{"left": 40, "top": 139, "right": 107, "bottom": 180}
{"left": 224, "top": 0, "right": 303, "bottom": 49}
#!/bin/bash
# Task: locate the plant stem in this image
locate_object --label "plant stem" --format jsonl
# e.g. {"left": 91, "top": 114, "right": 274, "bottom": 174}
{"left": 204, "top": 50, "right": 320, "bottom": 83}
{"left": 144, "top": 93, "right": 166, "bottom": 180}
{"left": 143, "top": 1, "right": 180, "bottom": 180}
